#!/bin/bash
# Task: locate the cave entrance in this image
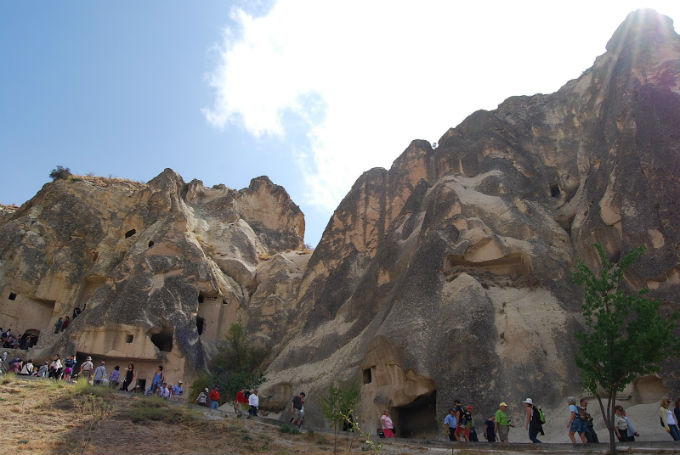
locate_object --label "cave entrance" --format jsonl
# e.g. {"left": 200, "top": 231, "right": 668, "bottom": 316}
{"left": 150, "top": 327, "right": 173, "bottom": 352}
{"left": 391, "top": 390, "right": 437, "bottom": 439}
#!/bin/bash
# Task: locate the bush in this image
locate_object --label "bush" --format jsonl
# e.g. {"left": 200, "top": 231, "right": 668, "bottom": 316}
{"left": 279, "top": 424, "right": 301, "bottom": 434}
{"left": 49, "top": 165, "right": 72, "bottom": 181}
{"left": 74, "top": 379, "right": 114, "bottom": 400}
{"left": 129, "top": 396, "right": 197, "bottom": 424}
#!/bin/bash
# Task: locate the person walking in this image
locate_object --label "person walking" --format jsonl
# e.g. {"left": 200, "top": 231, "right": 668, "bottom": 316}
{"left": 92, "top": 361, "right": 107, "bottom": 385}
{"left": 495, "top": 402, "right": 511, "bottom": 442}
{"left": 524, "top": 398, "right": 543, "bottom": 443}
{"left": 120, "top": 362, "right": 136, "bottom": 391}
{"left": 291, "top": 392, "right": 305, "bottom": 427}
{"left": 248, "top": 389, "right": 259, "bottom": 416}
{"left": 444, "top": 408, "right": 457, "bottom": 441}
{"left": 79, "top": 356, "right": 94, "bottom": 382}
{"left": 567, "top": 397, "right": 587, "bottom": 443}
{"left": 380, "top": 410, "right": 395, "bottom": 438}
{"left": 209, "top": 386, "right": 221, "bottom": 409}
{"left": 660, "top": 396, "right": 680, "bottom": 440}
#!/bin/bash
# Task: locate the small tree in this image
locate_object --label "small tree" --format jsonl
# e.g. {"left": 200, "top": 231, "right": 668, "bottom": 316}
{"left": 49, "top": 165, "right": 72, "bottom": 181}
{"left": 320, "top": 382, "right": 360, "bottom": 455}
{"left": 572, "top": 244, "right": 680, "bottom": 455}
{"left": 190, "top": 323, "right": 267, "bottom": 403}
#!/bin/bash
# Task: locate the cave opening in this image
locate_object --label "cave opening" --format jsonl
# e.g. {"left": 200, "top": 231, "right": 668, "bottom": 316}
{"left": 150, "top": 328, "right": 173, "bottom": 352}
{"left": 391, "top": 391, "right": 437, "bottom": 439}
{"left": 196, "top": 317, "right": 205, "bottom": 335}
{"left": 125, "top": 229, "right": 137, "bottom": 238}
{"left": 550, "top": 183, "right": 561, "bottom": 198}
{"left": 8, "top": 292, "right": 16, "bottom": 300}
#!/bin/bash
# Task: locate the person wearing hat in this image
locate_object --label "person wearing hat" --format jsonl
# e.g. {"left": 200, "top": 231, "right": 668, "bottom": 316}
{"left": 495, "top": 402, "right": 510, "bottom": 442}
{"left": 523, "top": 398, "right": 543, "bottom": 443}
{"left": 463, "top": 405, "right": 476, "bottom": 441}
{"left": 79, "top": 356, "right": 94, "bottom": 381}
{"left": 93, "top": 360, "right": 107, "bottom": 385}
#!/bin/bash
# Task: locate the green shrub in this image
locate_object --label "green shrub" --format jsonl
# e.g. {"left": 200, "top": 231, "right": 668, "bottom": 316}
{"left": 49, "top": 165, "right": 72, "bottom": 181}
{"left": 129, "top": 397, "right": 197, "bottom": 424}
{"left": 279, "top": 424, "right": 300, "bottom": 434}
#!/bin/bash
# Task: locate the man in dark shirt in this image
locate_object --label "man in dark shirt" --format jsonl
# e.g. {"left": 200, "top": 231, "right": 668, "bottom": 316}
{"left": 291, "top": 392, "right": 305, "bottom": 426}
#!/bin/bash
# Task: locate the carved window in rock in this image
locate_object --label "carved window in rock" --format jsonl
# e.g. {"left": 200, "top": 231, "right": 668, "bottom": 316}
{"left": 150, "top": 328, "right": 173, "bottom": 352}
{"left": 125, "top": 334, "right": 134, "bottom": 343}
{"left": 8, "top": 292, "right": 17, "bottom": 300}
{"left": 363, "top": 368, "right": 372, "bottom": 384}
{"left": 550, "top": 183, "right": 561, "bottom": 198}
{"left": 124, "top": 229, "right": 136, "bottom": 238}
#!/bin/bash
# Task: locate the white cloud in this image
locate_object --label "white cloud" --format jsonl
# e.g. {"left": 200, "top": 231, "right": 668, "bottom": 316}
{"left": 204, "top": 0, "right": 680, "bottom": 213}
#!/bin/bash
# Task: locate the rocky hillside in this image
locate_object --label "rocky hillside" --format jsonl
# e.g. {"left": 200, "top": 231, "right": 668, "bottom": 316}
{"left": 1, "top": 8, "right": 679, "bottom": 441}
{"left": 0, "top": 170, "right": 310, "bottom": 386}
{"left": 261, "top": 9, "right": 680, "bottom": 436}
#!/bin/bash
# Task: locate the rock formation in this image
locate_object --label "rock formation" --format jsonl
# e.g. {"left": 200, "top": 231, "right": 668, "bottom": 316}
{"left": 1, "top": 8, "right": 679, "bottom": 442}
{"left": 262, "top": 9, "right": 680, "bottom": 437}
{"left": 0, "top": 170, "right": 310, "bottom": 386}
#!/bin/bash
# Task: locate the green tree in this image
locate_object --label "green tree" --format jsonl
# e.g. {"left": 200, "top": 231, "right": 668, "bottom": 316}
{"left": 572, "top": 244, "right": 680, "bottom": 454}
{"left": 49, "top": 165, "right": 72, "bottom": 180}
{"left": 190, "top": 323, "right": 267, "bottom": 404}
{"left": 320, "top": 382, "right": 360, "bottom": 455}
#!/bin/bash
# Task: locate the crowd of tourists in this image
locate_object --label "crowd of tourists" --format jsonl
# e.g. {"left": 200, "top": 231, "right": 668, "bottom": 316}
{"left": 1, "top": 328, "right": 38, "bottom": 350}
{"left": 435, "top": 395, "right": 680, "bottom": 444}
{"left": 0, "top": 352, "right": 184, "bottom": 399}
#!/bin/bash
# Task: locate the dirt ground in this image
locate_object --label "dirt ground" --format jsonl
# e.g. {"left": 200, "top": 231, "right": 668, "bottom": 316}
{"left": 0, "top": 374, "right": 428, "bottom": 455}
{"left": 2, "top": 374, "right": 679, "bottom": 455}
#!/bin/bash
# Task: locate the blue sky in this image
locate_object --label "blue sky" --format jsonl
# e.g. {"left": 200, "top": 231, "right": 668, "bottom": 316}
{"left": 1, "top": 1, "right": 679, "bottom": 247}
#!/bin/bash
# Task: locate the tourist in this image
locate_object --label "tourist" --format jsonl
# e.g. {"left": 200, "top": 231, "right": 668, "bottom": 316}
{"left": 49, "top": 354, "right": 63, "bottom": 379}
{"left": 235, "top": 388, "right": 249, "bottom": 416}
{"left": 660, "top": 396, "right": 680, "bottom": 440}
{"left": 72, "top": 306, "right": 82, "bottom": 319}
{"left": 109, "top": 365, "right": 120, "bottom": 388}
{"left": 614, "top": 405, "right": 629, "bottom": 441}
{"left": 453, "top": 400, "right": 465, "bottom": 441}
{"left": 63, "top": 355, "right": 76, "bottom": 382}
{"left": 19, "top": 359, "right": 34, "bottom": 375}
{"left": 580, "top": 398, "right": 598, "bottom": 443}
{"left": 196, "top": 388, "right": 208, "bottom": 406}
{"left": 36, "top": 361, "right": 49, "bottom": 377}
{"left": 79, "top": 356, "right": 94, "bottom": 382}
{"left": 120, "top": 362, "right": 135, "bottom": 391}
{"left": 463, "top": 405, "right": 475, "bottom": 441}
{"left": 444, "top": 408, "right": 457, "bottom": 441}
{"left": 171, "top": 380, "right": 183, "bottom": 398}
{"left": 148, "top": 365, "right": 164, "bottom": 395}
{"left": 93, "top": 361, "right": 107, "bottom": 385}
{"left": 495, "top": 402, "right": 510, "bottom": 442}
{"left": 159, "top": 382, "right": 171, "bottom": 399}
{"left": 621, "top": 408, "right": 639, "bottom": 441}
{"left": 54, "top": 318, "right": 63, "bottom": 334}
{"left": 380, "top": 410, "right": 394, "bottom": 438}
{"left": 209, "top": 386, "right": 221, "bottom": 409}
{"left": 567, "top": 397, "right": 587, "bottom": 443}
{"left": 675, "top": 398, "right": 680, "bottom": 427}
{"left": 523, "top": 398, "right": 543, "bottom": 443}
{"left": 61, "top": 316, "right": 70, "bottom": 332}
{"left": 484, "top": 415, "right": 496, "bottom": 442}
{"left": 248, "top": 388, "right": 259, "bottom": 416}
{"left": 291, "top": 392, "right": 305, "bottom": 426}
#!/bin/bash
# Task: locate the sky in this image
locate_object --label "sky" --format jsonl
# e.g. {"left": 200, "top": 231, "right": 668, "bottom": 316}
{"left": 1, "top": 1, "right": 679, "bottom": 247}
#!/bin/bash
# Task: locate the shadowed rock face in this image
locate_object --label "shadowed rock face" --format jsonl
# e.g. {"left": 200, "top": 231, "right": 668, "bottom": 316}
{"left": 264, "top": 9, "right": 680, "bottom": 434}
{"left": 0, "top": 169, "right": 309, "bottom": 385}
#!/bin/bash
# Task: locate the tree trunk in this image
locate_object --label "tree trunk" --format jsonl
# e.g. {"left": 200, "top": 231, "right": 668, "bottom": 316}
{"left": 595, "top": 394, "right": 617, "bottom": 455}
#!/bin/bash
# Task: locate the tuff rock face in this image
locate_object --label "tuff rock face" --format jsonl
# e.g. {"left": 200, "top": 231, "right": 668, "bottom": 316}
{"left": 262, "top": 9, "right": 680, "bottom": 436}
{"left": 0, "top": 170, "right": 309, "bottom": 384}
{"left": 1, "top": 8, "right": 679, "bottom": 441}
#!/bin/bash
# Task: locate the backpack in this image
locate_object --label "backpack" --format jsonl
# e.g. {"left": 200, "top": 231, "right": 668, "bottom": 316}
{"left": 537, "top": 407, "right": 546, "bottom": 424}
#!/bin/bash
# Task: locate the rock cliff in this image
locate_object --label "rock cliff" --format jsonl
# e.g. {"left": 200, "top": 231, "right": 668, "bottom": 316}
{"left": 262, "top": 9, "right": 680, "bottom": 436}
{"left": 0, "top": 171, "right": 309, "bottom": 385}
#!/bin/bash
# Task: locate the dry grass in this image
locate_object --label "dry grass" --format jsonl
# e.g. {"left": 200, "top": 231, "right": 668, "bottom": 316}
{"left": 0, "top": 375, "right": 342, "bottom": 454}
